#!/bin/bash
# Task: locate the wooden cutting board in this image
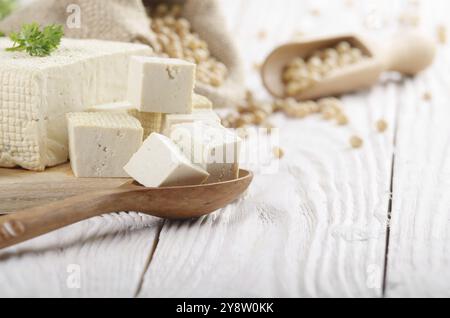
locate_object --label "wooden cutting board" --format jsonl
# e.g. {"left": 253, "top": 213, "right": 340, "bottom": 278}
{"left": 0, "top": 164, "right": 130, "bottom": 214}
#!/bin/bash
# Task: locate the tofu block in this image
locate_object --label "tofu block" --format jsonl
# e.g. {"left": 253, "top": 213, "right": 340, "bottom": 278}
{"left": 192, "top": 94, "right": 213, "bottom": 110}
{"left": 169, "top": 122, "right": 242, "bottom": 183}
{"left": 87, "top": 102, "right": 133, "bottom": 113}
{"left": 127, "top": 56, "right": 196, "bottom": 114}
{"left": 0, "top": 38, "right": 152, "bottom": 171}
{"left": 124, "top": 133, "right": 209, "bottom": 188}
{"left": 163, "top": 110, "right": 221, "bottom": 135}
{"left": 67, "top": 112, "right": 143, "bottom": 178}
{"left": 128, "top": 110, "right": 163, "bottom": 140}
{"left": 88, "top": 102, "right": 163, "bottom": 139}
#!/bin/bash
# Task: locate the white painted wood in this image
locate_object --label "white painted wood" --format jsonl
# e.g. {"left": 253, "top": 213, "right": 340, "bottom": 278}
{"left": 385, "top": 0, "right": 450, "bottom": 297}
{"left": 137, "top": 92, "right": 396, "bottom": 298}
{"left": 386, "top": 63, "right": 450, "bottom": 297}
{"left": 0, "top": 213, "right": 162, "bottom": 297}
{"left": 137, "top": 0, "right": 400, "bottom": 298}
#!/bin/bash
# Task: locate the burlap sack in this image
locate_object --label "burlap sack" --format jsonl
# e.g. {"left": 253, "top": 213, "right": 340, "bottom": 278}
{"left": 0, "top": 0, "right": 245, "bottom": 108}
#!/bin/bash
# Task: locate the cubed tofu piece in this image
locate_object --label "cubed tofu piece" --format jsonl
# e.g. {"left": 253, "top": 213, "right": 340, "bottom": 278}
{"left": 0, "top": 38, "right": 152, "bottom": 171}
{"left": 128, "top": 109, "right": 163, "bottom": 140}
{"left": 88, "top": 102, "right": 163, "bottom": 139}
{"left": 124, "top": 133, "right": 209, "bottom": 188}
{"left": 163, "top": 110, "right": 221, "bottom": 135}
{"left": 87, "top": 101, "right": 133, "bottom": 113}
{"left": 127, "top": 56, "right": 196, "bottom": 114}
{"left": 169, "top": 122, "right": 242, "bottom": 183}
{"left": 192, "top": 94, "right": 213, "bottom": 110}
{"left": 67, "top": 112, "right": 143, "bottom": 178}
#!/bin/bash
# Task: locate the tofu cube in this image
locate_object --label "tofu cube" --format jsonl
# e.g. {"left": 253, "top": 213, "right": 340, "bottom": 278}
{"left": 67, "top": 112, "right": 143, "bottom": 178}
{"left": 0, "top": 38, "right": 152, "bottom": 171}
{"left": 127, "top": 56, "right": 196, "bottom": 114}
{"left": 88, "top": 102, "right": 163, "bottom": 140}
{"left": 87, "top": 102, "right": 133, "bottom": 113}
{"left": 124, "top": 133, "right": 209, "bottom": 188}
{"left": 163, "top": 110, "right": 221, "bottom": 135}
{"left": 169, "top": 122, "right": 242, "bottom": 183}
{"left": 192, "top": 94, "right": 213, "bottom": 110}
{"left": 128, "top": 109, "right": 163, "bottom": 140}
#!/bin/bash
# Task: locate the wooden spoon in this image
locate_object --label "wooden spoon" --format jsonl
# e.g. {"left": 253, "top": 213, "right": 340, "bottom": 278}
{"left": 0, "top": 170, "right": 253, "bottom": 250}
{"left": 262, "top": 32, "right": 436, "bottom": 100}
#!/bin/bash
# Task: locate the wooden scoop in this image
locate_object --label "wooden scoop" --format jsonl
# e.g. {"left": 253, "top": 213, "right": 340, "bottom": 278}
{"left": 0, "top": 170, "right": 253, "bottom": 250}
{"left": 262, "top": 32, "right": 436, "bottom": 100}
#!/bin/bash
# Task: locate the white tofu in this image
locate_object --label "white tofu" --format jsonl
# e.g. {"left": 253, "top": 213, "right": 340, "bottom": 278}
{"left": 67, "top": 112, "right": 143, "bottom": 178}
{"left": 192, "top": 94, "right": 213, "bottom": 110}
{"left": 124, "top": 133, "right": 209, "bottom": 188}
{"left": 127, "top": 56, "right": 196, "bottom": 114}
{"left": 0, "top": 38, "right": 152, "bottom": 171}
{"left": 88, "top": 102, "right": 163, "bottom": 139}
{"left": 163, "top": 110, "right": 221, "bottom": 135}
{"left": 87, "top": 102, "right": 133, "bottom": 113}
{"left": 128, "top": 110, "right": 163, "bottom": 140}
{"left": 169, "top": 122, "right": 242, "bottom": 183}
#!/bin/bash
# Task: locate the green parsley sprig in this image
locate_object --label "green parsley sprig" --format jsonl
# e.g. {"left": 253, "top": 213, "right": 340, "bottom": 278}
{"left": 7, "top": 23, "right": 64, "bottom": 57}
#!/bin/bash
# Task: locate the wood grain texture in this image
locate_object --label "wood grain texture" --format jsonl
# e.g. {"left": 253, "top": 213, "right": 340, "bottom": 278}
{"left": 385, "top": 0, "right": 450, "bottom": 296}
{"left": 0, "top": 164, "right": 129, "bottom": 214}
{"left": 0, "top": 212, "right": 162, "bottom": 298}
{"left": 137, "top": 0, "right": 398, "bottom": 298}
{"left": 138, "top": 91, "right": 396, "bottom": 298}
{"left": 0, "top": 170, "right": 253, "bottom": 250}
{"left": 386, "top": 63, "right": 450, "bottom": 297}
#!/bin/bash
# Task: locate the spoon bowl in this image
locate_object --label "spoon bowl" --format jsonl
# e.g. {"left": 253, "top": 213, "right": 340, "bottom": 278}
{"left": 120, "top": 169, "right": 253, "bottom": 219}
{"left": 0, "top": 170, "right": 253, "bottom": 249}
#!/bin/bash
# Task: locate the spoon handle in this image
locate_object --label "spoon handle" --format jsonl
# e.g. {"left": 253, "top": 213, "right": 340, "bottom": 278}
{"left": 0, "top": 188, "right": 127, "bottom": 250}
{"left": 382, "top": 32, "right": 436, "bottom": 76}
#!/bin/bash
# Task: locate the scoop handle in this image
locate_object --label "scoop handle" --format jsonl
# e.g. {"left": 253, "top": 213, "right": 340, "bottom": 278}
{"left": 382, "top": 32, "right": 436, "bottom": 76}
{"left": 0, "top": 188, "right": 128, "bottom": 250}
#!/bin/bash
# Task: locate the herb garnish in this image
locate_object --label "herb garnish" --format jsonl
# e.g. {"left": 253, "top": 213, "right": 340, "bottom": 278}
{"left": 6, "top": 23, "right": 64, "bottom": 57}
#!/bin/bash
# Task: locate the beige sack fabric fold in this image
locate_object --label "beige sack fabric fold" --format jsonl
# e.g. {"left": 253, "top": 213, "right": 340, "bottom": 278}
{"left": 0, "top": 0, "right": 245, "bottom": 108}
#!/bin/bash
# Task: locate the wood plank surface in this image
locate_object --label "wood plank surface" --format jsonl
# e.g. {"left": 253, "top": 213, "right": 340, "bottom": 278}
{"left": 387, "top": 34, "right": 450, "bottom": 297}
{"left": 137, "top": 0, "right": 398, "bottom": 298}
{"left": 386, "top": 60, "right": 450, "bottom": 297}
{"left": 0, "top": 212, "right": 162, "bottom": 297}
{"left": 0, "top": 164, "right": 130, "bottom": 214}
{"left": 385, "top": 0, "right": 450, "bottom": 297}
{"left": 137, "top": 90, "right": 396, "bottom": 298}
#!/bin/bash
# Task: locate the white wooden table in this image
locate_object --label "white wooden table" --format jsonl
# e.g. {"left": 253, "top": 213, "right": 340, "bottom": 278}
{"left": 1, "top": 0, "right": 450, "bottom": 298}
